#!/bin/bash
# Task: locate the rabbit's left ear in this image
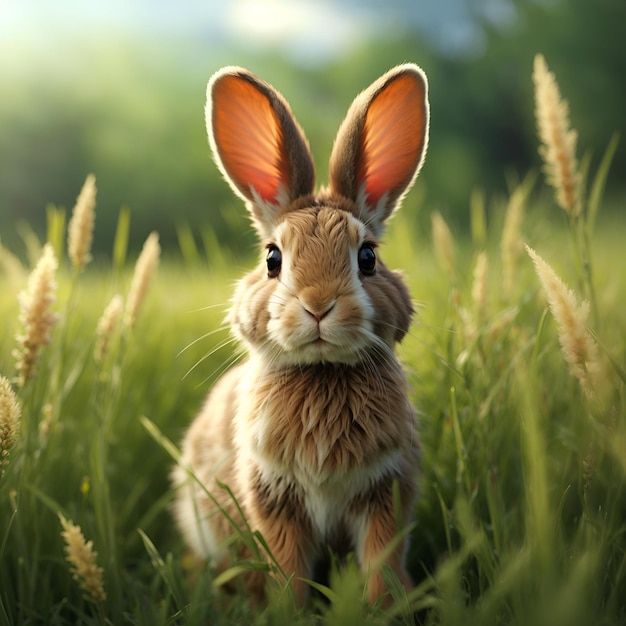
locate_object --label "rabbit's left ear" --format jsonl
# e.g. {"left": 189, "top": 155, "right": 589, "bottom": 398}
{"left": 329, "top": 64, "right": 429, "bottom": 236}
{"left": 207, "top": 67, "right": 315, "bottom": 238}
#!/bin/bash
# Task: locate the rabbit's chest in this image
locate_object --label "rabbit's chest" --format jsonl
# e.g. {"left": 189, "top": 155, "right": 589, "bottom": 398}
{"left": 250, "top": 448, "right": 404, "bottom": 541}
{"left": 235, "top": 362, "right": 417, "bottom": 540}
{"left": 239, "top": 361, "right": 412, "bottom": 477}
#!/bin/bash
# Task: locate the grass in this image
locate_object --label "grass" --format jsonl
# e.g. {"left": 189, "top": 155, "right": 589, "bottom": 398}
{"left": 1, "top": 62, "right": 625, "bottom": 625}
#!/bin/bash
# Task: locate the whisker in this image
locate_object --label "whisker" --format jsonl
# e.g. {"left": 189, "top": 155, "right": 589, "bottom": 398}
{"left": 185, "top": 302, "right": 231, "bottom": 313}
{"left": 412, "top": 321, "right": 458, "bottom": 335}
{"left": 359, "top": 348, "right": 387, "bottom": 398}
{"left": 182, "top": 336, "right": 239, "bottom": 381}
{"left": 251, "top": 345, "right": 290, "bottom": 416}
{"left": 374, "top": 316, "right": 457, "bottom": 338}
{"left": 195, "top": 351, "right": 245, "bottom": 390}
{"left": 177, "top": 326, "right": 231, "bottom": 357}
{"left": 398, "top": 328, "right": 464, "bottom": 381}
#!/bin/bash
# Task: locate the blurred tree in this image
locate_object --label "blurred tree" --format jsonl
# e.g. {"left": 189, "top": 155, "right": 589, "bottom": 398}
{"left": 0, "top": 0, "right": 623, "bottom": 256}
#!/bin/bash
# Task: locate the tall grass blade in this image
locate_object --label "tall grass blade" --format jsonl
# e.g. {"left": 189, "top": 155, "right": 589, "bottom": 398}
{"left": 516, "top": 365, "right": 553, "bottom": 574}
{"left": 587, "top": 132, "right": 619, "bottom": 236}
{"left": 141, "top": 415, "right": 183, "bottom": 464}
{"left": 587, "top": 326, "right": 626, "bottom": 385}
{"left": 211, "top": 561, "right": 269, "bottom": 588}
{"left": 321, "top": 558, "right": 366, "bottom": 626}
{"left": 470, "top": 188, "right": 486, "bottom": 247}
{"left": 45, "top": 205, "right": 66, "bottom": 263}
{"left": 112, "top": 206, "right": 130, "bottom": 275}
{"left": 449, "top": 386, "right": 470, "bottom": 493}
{"left": 176, "top": 222, "right": 201, "bottom": 267}
{"left": 0, "top": 509, "right": 17, "bottom": 566}
{"left": 138, "top": 528, "right": 186, "bottom": 611}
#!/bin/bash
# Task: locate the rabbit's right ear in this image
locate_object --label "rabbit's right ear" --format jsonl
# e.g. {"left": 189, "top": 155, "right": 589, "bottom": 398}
{"left": 207, "top": 67, "right": 315, "bottom": 238}
{"left": 329, "top": 64, "right": 429, "bottom": 237}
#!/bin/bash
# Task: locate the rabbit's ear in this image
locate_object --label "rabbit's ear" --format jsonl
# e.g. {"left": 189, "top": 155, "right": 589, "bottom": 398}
{"left": 207, "top": 67, "right": 315, "bottom": 236}
{"left": 329, "top": 64, "right": 429, "bottom": 236}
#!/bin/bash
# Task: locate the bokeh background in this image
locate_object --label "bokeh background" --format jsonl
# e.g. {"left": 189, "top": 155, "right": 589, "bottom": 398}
{"left": 1, "top": 0, "right": 624, "bottom": 258}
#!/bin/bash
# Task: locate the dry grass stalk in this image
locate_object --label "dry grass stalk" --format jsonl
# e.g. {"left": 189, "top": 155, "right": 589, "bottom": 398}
{"left": 431, "top": 211, "right": 456, "bottom": 279}
{"left": 67, "top": 174, "right": 97, "bottom": 269}
{"left": 500, "top": 188, "right": 525, "bottom": 298}
{"left": 526, "top": 245, "right": 601, "bottom": 397}
{"left": 0, "top": 375, "right": 21, "bottom": 475}
{"left": 59, "top": 513, "right": 106, "bottom": 603}
{"left": 471, "top": 251, "right": 489, "bottom": 326}
{"left": 13, "top": 244, "right": 59, "bottom": 388}
{"left": 124, "top": 232, "right": 160, "bottom": 329}
{"left": 532, "top": 54, "right": 582, "bottom": 218}
{"left": 94, "top": 294, "right": 123, "bottom": 362}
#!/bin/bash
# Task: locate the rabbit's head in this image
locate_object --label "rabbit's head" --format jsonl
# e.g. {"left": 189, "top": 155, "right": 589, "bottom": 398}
{"left": 207, "top": 65, "right": 429, "bottom": 369}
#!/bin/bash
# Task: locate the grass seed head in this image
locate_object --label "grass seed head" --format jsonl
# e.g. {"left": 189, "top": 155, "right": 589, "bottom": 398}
{"left": 95, "top": 293, "right": 123, "bottom": 362}
{"left": 124, "top": 232, "right": 160, "bottom": 329}
{"left": 59, "top": 513, "right": 107, "bottom": 604}
{"left": 0, "top": 375, "right": 21, "bottom": 475}
{"left": 532, "top": 54, "right": 582, "bottom": 218}
{"left": 67, "top": 174, "right": 97, "bottom": 270}
{"left": 13, "top": 243, "right": 59, "bottom": 388}
{"left": 500, "top": 188, "right": 525, "bottom": 298}
{"left": 471, "top": 251, "right": 489, "bottom": 326}
{"left": 431, "top": 211, "right": 456, "bottom": 280}
{"left": 526, "top": 245, "right": 601, "bottom": 397}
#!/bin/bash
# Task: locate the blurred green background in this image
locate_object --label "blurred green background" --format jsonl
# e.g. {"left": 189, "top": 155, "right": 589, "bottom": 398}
{"left": 1, "top": 0, "right": 624, "bottom": 257}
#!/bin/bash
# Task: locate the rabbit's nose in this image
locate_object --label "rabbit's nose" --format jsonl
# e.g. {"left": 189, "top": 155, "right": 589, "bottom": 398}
{"left": 302, "top": 300, "right": 336, "bottom": 322}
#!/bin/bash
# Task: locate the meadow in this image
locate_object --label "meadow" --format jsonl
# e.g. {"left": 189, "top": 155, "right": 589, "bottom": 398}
{"left": 0, "top": 58, "right": 625, "bottom": 625}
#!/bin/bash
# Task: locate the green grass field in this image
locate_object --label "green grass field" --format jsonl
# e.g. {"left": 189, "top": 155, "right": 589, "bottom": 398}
{"left": 1, "top": 61, "right": 625, "bottom": 623}
{"left": 1, "top": 188, "right": 625, "bottom": 624}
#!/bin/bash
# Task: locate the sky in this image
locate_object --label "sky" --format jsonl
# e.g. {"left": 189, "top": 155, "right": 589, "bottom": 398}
{"left": 0, "top": 0, "right": 517, "bottom": 64}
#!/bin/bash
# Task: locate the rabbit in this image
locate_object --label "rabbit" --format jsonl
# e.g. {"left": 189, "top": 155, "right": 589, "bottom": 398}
{"left": 171, "top": 63, "right": 429, "bottom": 607}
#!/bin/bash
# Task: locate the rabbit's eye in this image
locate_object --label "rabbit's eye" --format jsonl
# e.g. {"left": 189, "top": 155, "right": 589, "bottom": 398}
{"left": 358, "top": 244, "right": 376, "bottom": 276}
{"left": 266, "top": 245, "right": 282, "bottom": 278}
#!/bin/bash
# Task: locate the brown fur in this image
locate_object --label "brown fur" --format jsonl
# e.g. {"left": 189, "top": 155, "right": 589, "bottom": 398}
{"left": 172, "top": 63, "right": 430, "bottom": 607}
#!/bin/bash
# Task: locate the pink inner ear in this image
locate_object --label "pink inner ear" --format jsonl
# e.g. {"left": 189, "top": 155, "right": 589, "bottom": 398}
{"left": 212, "top": 76, "right": 290, "bottom": 204}
{"left": 357, "top": 74, "right": 427, "bottom": 209}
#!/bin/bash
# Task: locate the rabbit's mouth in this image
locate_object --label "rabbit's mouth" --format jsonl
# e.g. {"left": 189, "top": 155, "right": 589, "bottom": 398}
{"left": 269, "top": 330, "right": 372, "bottom": 367}
{"left": 296, "top": 316, "right": 372, "bottom": 363}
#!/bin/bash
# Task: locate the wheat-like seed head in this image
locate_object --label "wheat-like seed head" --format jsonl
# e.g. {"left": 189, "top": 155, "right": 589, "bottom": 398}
{"left": 67, "top": 174, "right": 97, "bottom": 269}
{"left": 431, "top": 211, "right": 456, "bottom": 280}
{"left": 0, "top": 375, "right": 21, "bottom": 475}
{"left": 94, "top": 294, "right": 123, "bottom": 362}
{"left": 500, "top": 188, "right": 525, "bottom": 298}
{"left": 124, "top": 232, "right": 160, "bottom": 329}
{"left": 13, "top": 244, "right": 59, "bottom": 388}
{"left": 59, "top": 513, "right": 106, "bottom": 603}
{"left": 532, "top": 54, "right": 582, "bottom": 218}
{"left": 526, "top": 245, "right": 601, "bottom": 397}
{"left": 471, "top": 251, "right": 489, "bottom": 326}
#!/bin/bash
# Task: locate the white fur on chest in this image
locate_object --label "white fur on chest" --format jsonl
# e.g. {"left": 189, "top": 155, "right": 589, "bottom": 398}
{"left": 303, "top": 452, "right": 401, "bottom": 538}
{"left": 250, "top": 443, "right": 402, "bottom": 539}
{"left": 234, "top": 357, "right": 405, "bottom": 538}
